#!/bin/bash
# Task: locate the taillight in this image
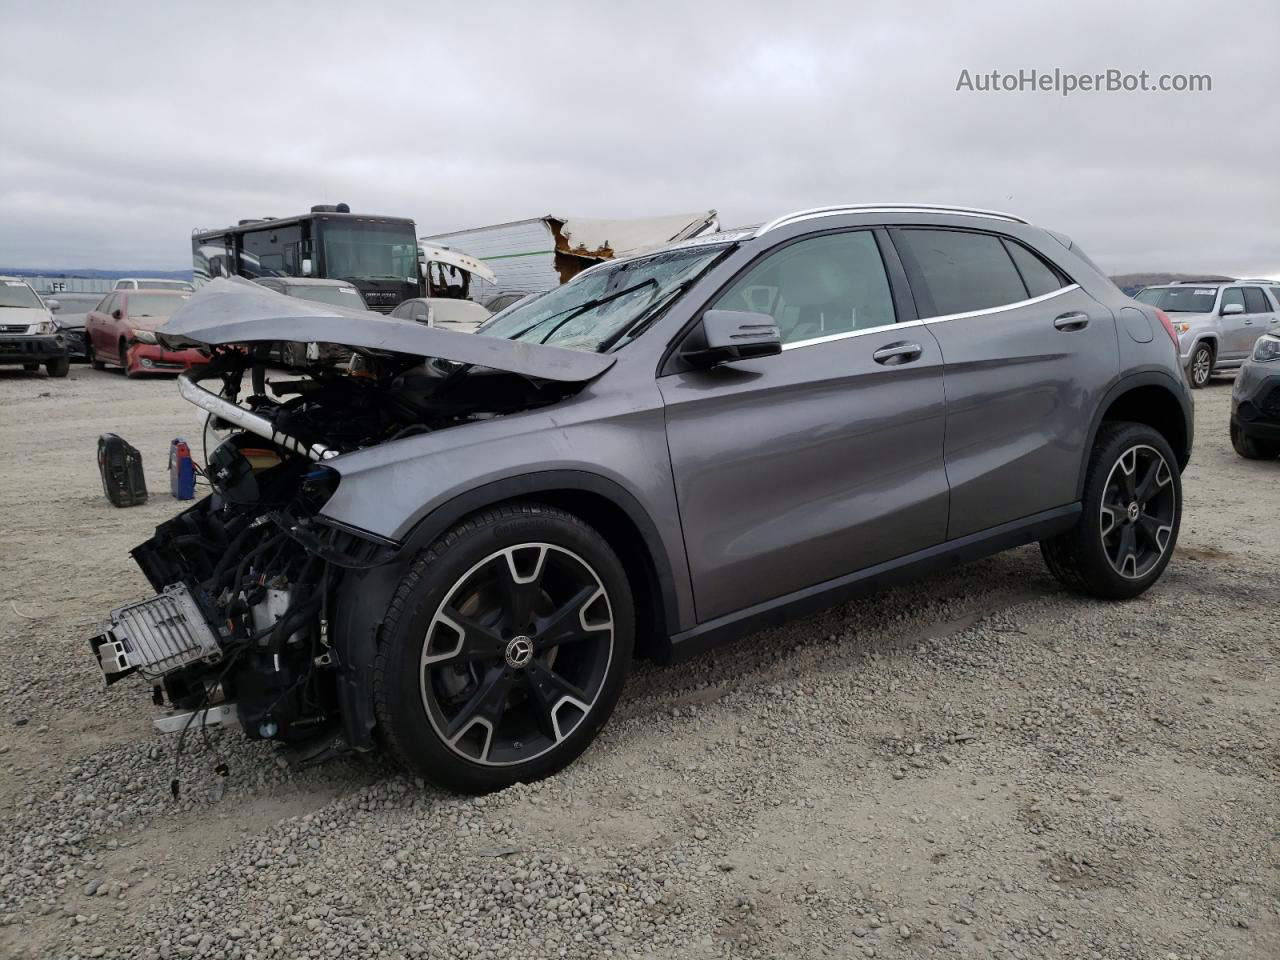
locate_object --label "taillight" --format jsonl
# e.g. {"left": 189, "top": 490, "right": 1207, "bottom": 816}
{"left": 1154, "top": 309, "right": 1179, "bottom": 350}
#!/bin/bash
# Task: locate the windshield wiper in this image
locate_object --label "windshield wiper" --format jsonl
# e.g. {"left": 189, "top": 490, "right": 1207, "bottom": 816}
{"left": 505, "top": 278, "right": 659, "bottom": 344}
{"left": 595, "top": 278, "right": 700, "bottom": 354}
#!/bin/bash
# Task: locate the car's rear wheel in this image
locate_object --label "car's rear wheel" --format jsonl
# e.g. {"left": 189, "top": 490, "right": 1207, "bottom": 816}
{"left": 1189, "top": 343, "right": 1213, "bottom": 388}
{"left": 1041, "top": 422, "right": 1181, "bottom": 599}
{"left": 1230, "top": 421, "right": 1280, "bottom": 460}
{"left": 87, "top": 340, "right": 105, "bottom": 370}
{"left": 374, "top": 502, "right": 634, "bottom": 792}
{"left": 45, "top": 356, "right": 69, "bottom": 378}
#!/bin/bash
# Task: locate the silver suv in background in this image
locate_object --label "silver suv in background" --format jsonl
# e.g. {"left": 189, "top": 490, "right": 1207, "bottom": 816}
{"left": 90, "top": 204, "right": 1194, "bottom": 792}
{"left": 1134, "top": 281, "right": 1280, "bottom": 387}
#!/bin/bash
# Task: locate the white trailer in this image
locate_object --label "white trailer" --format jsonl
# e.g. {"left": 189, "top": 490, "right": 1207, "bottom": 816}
{"left": 422, "top": 211, "right": 719, "bottom": 301}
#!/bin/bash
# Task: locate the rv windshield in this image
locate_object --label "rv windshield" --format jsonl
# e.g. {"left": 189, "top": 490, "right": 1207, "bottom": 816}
{"left": 479, "top": 245, "right": 729, "bottom": 352}
{"left": 322, "top": 222, "right": 419, "bottom": 283}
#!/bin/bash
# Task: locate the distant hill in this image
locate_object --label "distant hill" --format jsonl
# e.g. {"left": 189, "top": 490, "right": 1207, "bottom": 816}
{"left": 0, "top": 267, "right": 194, "bottom": 281}
{"left": 1110, "top": 272, "right": 1233, "bottom": 296}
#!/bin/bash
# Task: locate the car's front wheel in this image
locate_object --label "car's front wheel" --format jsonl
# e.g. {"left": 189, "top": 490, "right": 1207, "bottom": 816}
{"left": 375, "top": 502, "right": 634, "bottom": 792}
{"left": 45, "top": 356, "right": 69, "bottom": 378}
{"left": 87, "top": 340, "right": 105, "bottom": 370}
{"left": 1041, "top": 422, "right": 1181, "bottom": 599}
{"left": 1188, "top": 343, "right": 1213, "bottom": 388}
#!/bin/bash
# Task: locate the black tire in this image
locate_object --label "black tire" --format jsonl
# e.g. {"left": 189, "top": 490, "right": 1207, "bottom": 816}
{"left": 1230, "top": 421, "right": 1280, "bottom": 460}
{"left": 1040, "top": 422, "right": 1182, "bottom": 600}
{"left": 22, "top": 362, "right": 39, "bottom": 372}
{"left": 87, "top": 340, "right": 105, "bottom": 370}
{"left": 374, "top": 502, "right": 634, "bottom": 793}
{"left": 1188, "top": 343, "right": 1213, "bottom": 388}
{"left": 45, "top": 356, "right": 69, "bottom": 378}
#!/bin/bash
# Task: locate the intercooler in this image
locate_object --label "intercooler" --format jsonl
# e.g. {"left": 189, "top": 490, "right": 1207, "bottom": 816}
{"left": 89, "top": 582, "right": 223, "bottom": 684}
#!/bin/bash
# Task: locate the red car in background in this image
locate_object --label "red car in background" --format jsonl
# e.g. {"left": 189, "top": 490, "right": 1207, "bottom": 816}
{"left": 84, "top": 290, "right": 208, "bottom": 377}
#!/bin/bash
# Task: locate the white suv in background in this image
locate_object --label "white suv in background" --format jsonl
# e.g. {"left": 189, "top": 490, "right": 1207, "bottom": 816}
{"left": 1134, "top": 281, "right": 1280, "bottom": 387}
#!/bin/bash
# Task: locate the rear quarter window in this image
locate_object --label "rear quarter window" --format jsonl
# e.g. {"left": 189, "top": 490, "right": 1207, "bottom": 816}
{"left": 1002, "top": 240, "right": 1070, "bottom": 298}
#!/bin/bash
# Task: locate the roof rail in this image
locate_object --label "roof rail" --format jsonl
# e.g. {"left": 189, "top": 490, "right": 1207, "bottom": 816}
{"left": 754, "top": 203, "right": 1028, "bottom": 237}
{"left": 1169, "top": 279, "right": 1229, "bottom": 285}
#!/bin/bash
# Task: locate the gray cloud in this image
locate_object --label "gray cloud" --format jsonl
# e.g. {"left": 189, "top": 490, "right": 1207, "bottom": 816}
{"left": 1, "top": 0, "right": 1276, "bottom": 276}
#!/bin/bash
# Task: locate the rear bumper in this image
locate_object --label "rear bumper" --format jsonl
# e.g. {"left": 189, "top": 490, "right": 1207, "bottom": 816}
{"left": 0, "top": 334, "right": 67, "bottom": 364}
{"left": 126, "top": 343, "right": 209, "bottom": 375}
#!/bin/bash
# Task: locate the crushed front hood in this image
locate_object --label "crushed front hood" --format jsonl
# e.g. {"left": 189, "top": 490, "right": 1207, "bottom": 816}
{"left": 159, "top": 277, "right": 615, "bottom": 383}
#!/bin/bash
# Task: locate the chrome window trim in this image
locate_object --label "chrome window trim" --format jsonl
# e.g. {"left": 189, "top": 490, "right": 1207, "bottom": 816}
{"left": 756, "top": 204, "right": 1028, "bottom": 238}
{"left": 922, "top": 284, "right": 1080, "bottom": 324}
{"left": 778, "top": 284, "right": 1080, "bottom": 352}
{"left": 782, "top": 319, "right": 924, "bottom": 351}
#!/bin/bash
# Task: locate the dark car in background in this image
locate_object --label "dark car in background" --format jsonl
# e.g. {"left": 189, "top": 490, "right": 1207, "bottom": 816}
{"left": 84, "top": 289, "right": 206, "bottom": 376}
{"left": 1230, "top": 330, "right": 1280, "bottom": 459}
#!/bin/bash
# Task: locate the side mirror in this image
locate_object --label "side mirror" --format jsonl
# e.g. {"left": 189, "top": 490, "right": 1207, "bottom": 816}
{"left": 112, "top": 309, "right": 123, "bottom": 320}
{"left": 1222, "top": 303, "right": 1245, "bottom": 316}
{"left": 414, "top": 305, "right": 434, "bottom": 326}
{"left": 683, "top": 310, "right": 782, "bottom": 368}
{"left": 46, "top": 298, "right": 60, "bottom": 312}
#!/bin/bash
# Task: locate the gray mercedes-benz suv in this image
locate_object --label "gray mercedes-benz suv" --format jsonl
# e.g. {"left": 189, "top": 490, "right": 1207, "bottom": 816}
{"left": 89, "top": 204, "right": 1194, "bottom": 792}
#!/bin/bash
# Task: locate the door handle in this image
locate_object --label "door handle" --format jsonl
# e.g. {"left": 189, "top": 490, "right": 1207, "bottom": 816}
{"left": 1053, "top": 312, "right": 1090, "bottom": 331}
{"left": 1243, "top": 318, "right": 1254, "bottom": 325}
{"left": 872, "top": 341, "right": 922, "bottom": 365}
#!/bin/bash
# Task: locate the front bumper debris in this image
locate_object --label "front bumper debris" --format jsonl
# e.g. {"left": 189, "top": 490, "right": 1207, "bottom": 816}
{"left": 89, "top": 582, "right": 223, "bottom": 685}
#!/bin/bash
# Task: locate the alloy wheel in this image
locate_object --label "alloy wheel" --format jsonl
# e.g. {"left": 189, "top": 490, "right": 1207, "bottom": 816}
{"left": 1099, "top": 444, "right": 1176, "bottom": 579}
{"left": 419, "top": 543, "right": 614, "bottom": 766}
{"left": 1191, "top": 347, "right": 1212, "bottom": 386}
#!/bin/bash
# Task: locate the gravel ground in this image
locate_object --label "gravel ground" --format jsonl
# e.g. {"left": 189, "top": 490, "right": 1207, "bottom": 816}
{"left": 0, "top": 364, "right": 1276, "bottom": 960}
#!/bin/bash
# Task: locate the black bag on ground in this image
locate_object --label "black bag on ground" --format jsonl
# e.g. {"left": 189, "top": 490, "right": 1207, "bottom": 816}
{"left": 98, "top": 433, "right": 147, "bottom": 507}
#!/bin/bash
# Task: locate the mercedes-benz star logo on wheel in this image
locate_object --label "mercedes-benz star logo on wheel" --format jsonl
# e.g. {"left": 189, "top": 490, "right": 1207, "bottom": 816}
{"left": 505, "top": 636, "right": 534, "bottom": 669}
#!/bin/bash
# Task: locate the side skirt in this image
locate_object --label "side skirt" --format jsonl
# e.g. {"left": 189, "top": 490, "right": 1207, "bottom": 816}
{"left": 658, "top": 503, "right": 1081, "bottom": 664}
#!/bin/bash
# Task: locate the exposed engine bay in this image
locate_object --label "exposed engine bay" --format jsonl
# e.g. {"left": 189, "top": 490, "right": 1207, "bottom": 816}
{"left": 89, "top": 340, "right": 588, "bottom": 776}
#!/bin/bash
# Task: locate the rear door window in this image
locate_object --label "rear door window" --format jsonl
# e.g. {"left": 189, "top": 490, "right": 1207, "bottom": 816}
{"left": 895, "top": 229, "right": 1029, "bottom": 318}
{"left": 1242, "top": 287, "right": 1270, "bottom": 314}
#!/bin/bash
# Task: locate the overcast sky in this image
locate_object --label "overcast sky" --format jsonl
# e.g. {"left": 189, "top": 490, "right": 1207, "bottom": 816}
{"left": 1, "top": 0, "right": 1277, "bottom": 277}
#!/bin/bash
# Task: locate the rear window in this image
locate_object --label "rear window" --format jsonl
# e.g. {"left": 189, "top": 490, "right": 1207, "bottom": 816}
{"left": 126, "top": 293, "right": 189, "bottom": 318}
{"left": 1134, "top": 286, "right": 1218, "bottom": 313}
{"left": 896, "top": 229, "right": 1029, "bottom": 317}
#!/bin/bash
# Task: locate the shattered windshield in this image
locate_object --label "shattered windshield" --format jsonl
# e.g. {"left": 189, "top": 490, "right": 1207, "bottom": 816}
{"left": 478, "top": 245, "right": 728, "bottom": 352}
